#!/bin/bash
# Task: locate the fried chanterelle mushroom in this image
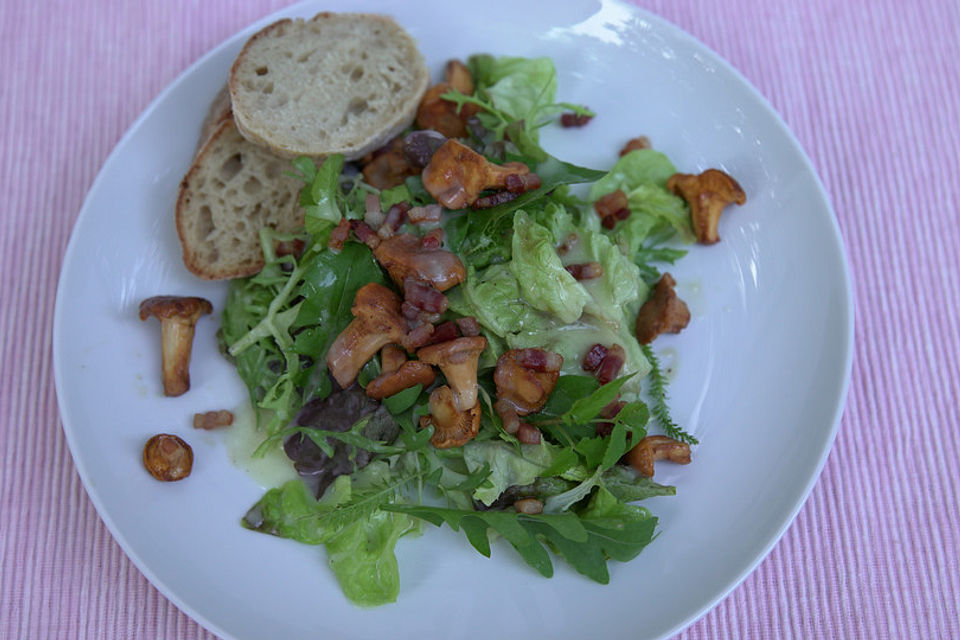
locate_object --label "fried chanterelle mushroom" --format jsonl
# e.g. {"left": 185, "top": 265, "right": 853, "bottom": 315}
{"left": 138, "top": 296, "right": 213, "bottom": 397}
{"left": 419, "top": 385, "right": 482, "bottom": 449}
{"left": 667, "top": 168, "right": 746, "bottom": 244}
{"left": 143, "top": 433, "right": 193, "bottom": 481}
{"left": 625, "top": 435, "right": 692, "bottom": 477}
{"left": 421, "top": 139, "right": 530, "bottom": 209}
{"left": 635, "top": 273, "right": 691, "bottom": 344}
{"left": 365, "top": 345, "right": 436, "bottom": 400}
{"left": 326, "top": 284, "right": 405, "bottom": 389}
{"left": 417, "top": 336, "right": 487, "bottom": 412}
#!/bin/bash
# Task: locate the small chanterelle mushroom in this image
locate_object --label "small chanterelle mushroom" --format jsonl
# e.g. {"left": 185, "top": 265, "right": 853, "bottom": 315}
{"left": 667, "top": 169, "right": 746, "bottom": 244}
{"left": 626, "top": 435, "right": 692, "bottom": 478}
{"left": 142, "top": 433, "right": 193, "bottom": 481}
{"left": 326, "top": 284, "right": 406, "bottom": 389}
{"left": 365, "top": 345, "right": 436, "bottom": 400}
{"left": 419, "top": 385, "right": 482, "bottom": 449}
{"left": 138, "top": 296, "right": 213, "bottom": 397}
{"left": 421, "top": 139, "right": 530, "bottom": 210}
{"left": 417, "top": 336, "right": 487, "bottom": 412}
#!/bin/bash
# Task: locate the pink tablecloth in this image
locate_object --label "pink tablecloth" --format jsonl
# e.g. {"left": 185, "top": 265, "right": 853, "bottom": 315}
{"left": 2, "top": 0, "right": 958, "bottom": 638}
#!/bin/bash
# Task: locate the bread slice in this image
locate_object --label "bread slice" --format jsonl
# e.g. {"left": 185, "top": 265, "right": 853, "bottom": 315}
{"left": 176, "top": 118, "right": 304, "bottom": 280}
{"left": 228, "top": 12, "right": 429, "bottom": 161}
{"left": 195, "top": 84, "right": 233, "bottom": 154}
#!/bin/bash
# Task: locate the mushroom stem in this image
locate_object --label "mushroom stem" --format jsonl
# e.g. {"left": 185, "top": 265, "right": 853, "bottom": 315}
{"left": 417, "top": 336, "right": 487, "bottom": 412}
{"left": 139, "top": 295, "right": 213, "bottom": 397}
{"left": 159, "top": 319, "right": 198, "bottom": 397}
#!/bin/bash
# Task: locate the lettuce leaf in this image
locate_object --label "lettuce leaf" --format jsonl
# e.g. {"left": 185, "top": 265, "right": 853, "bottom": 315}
{"left": 588, "top": 149, "right": 677, "bottom": 199}
{"left": 462, "top": 440, "right": 560, "bottom": 506}
{"left": 510, "top": 210, "right": 590, "bottom": 324}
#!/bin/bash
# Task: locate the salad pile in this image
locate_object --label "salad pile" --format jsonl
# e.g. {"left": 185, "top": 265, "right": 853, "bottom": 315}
{"left": 219, "top": 53, "right": 705, "bottom": 606}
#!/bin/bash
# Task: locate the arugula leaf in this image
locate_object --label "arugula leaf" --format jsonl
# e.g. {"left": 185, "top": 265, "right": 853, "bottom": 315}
{"left": 564, "top": 374, "right": 636, "bottom": 426}
{"left": 384, "top": 502, "right": 657, "bottom": 584}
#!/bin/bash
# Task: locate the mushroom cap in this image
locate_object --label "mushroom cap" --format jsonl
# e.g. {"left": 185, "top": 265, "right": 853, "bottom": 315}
{"left": 138, "top": 296, "right": 213, "bottom": 323}
{"left": 420, "top": 385, "right": 481, "bottom": 448}
{"left": 667, "top": 169, "right": 746, "bottom": 245}
{"left": 416, "top": 335, "right": 487, "bottom": 368}
{"left": 493, "top": 348, "right": 562, "bottom": 416}
{"left": 373, "top": 233, "right": 466, "bottom": 292}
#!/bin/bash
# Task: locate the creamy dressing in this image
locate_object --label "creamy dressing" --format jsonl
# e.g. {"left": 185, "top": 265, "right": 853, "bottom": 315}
{"left": 224, "top": 402, "right": 299, "bottom": 489}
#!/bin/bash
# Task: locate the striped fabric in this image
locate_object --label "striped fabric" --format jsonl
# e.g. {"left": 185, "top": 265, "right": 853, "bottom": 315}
{"left": 1, "top": 0, "right": 958, "bottom": 638}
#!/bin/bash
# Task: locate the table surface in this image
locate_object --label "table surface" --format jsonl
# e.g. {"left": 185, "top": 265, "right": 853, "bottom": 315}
{"left": 2, "top": 0, "right": 958, "bottom": 638}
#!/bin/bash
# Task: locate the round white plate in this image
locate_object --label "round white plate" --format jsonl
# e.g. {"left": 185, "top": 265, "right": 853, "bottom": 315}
{"left": 53, "top": 1, "right": 853, "bottom": 638}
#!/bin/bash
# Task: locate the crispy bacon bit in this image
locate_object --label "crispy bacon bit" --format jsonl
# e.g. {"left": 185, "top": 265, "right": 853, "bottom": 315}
{"left": 517, "top": 422, "right": 542, "bottom": 444}
{"left": 504, "top": 172, "right": 542, "bottom": 194}
{"left": 626, "top": 435, "right": 692, "bottom": 477}
{"left": 401, "top": 300, "right": 421, "bottom": 320}
{"left": 560, "top": 112, "right": 593, "bottom": 127}
{"left": 635, "top": 273, "right": 691, "bottom": 344}
{"left": 193, "top": 409, "right": 234, "bottom": 430}
{"left": 422, "top": 320, "right": 461, "bottom": 346}
{"left": 327, "top": 217, "right": 351, "bottom": 251}
{"left": 403, "top": 323, "right": 435, "bottom": 351}
{"left": 408, "top": 204, "right": 443, "bottom": 225}
{"left": 420, "top": 228, "right": 444, "bottom": 249}
{"left": 582, "top": 343, "right": 609, "bottom": 372}
{"left": 472, "top": 190, "right": 518, "bottom": 209}
{"left": 349, "top": 219, "right": 381, "bottom": 249}
{"left": 455, "top": 316, "right": 481, "bottom": 337}
{"left": 594, "top": 189, "right": 630, "bottom": 229}
{"left": 515, "top": 348, "right": 563, "bottom": 373}
{"left": 403, "top": 276, "right": 448, "bottom": 314}
{"left": 275, "top": 238, "right": 305, "bottom": 257}
{"left": 596, "top": 344, "right": 626, "bottom": 385}
{"left": 565, "top": 262, "right": 604, "bottom": 281}
{"left": 378, "top": 202, "right": 410, "bottom": 238}
{"left": 619, "top": 136, "right": 651, "bottom": 156}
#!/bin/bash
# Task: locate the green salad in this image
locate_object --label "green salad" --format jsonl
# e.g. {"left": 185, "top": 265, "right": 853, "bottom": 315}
{"left": 219, "top": 53, "right": 704, "bottom": 606}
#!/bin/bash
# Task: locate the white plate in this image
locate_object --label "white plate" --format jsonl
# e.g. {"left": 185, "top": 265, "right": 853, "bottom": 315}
{"left": 53, "top": 1, "right": 853, "bottom": 638}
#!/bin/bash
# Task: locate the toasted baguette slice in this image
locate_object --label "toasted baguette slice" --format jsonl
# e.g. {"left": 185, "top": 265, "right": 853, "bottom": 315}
{"left": 195, "top": 84, "right": 233, "bottom": 154}
{"left": 176, "top": 119, "right": 304, "bottom": 280}
{"left": 228, "top": 12, "right": 429, "bottom": 160}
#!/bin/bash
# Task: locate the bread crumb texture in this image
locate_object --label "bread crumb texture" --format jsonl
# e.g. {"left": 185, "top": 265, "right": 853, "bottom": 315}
{"left": 176, "top": 120, "right": 304, "bottom": 280}
{"left": 229, "top": 13, "right": 429, "bottom": 159}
